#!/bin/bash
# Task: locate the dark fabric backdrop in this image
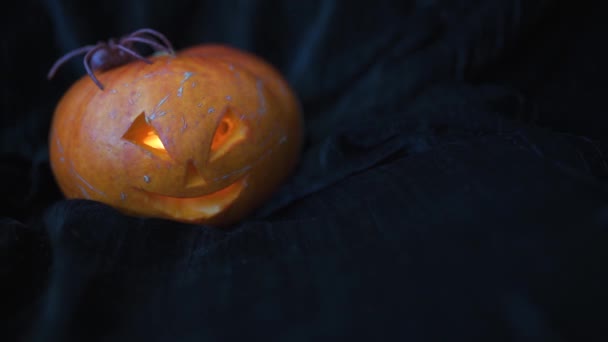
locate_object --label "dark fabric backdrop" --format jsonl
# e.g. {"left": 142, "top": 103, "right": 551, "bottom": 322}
{"left": 2, "top": 0, "right": 608, "bottom": 341}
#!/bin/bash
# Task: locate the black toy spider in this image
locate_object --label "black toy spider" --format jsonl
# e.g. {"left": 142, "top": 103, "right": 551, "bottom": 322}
{"left": 47, "top": 28, "right": 175, "bottom": 90}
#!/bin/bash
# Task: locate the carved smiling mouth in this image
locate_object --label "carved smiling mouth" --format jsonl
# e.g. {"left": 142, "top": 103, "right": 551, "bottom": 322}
{"left": 141, "top": 177, "right": 247, "bottom": 221}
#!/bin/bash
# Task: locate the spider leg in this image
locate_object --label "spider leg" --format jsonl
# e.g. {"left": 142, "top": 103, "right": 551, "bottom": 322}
{"left": 120, "top": 36, "right": 172, "bottom": 54}
{"left": 83, "top": 46, "right": 106, "bottom": 90}
{"left": 47, "top": 45, "right": 96, "bottom": 79}
{"left": 127, "top": 28, "right": 174, "bottom": 54}
{"left": 116, "top": 45, "right": 153, "bottom": 64}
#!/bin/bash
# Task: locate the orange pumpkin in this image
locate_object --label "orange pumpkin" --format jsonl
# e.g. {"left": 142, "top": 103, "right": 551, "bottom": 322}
{"left": 48, "top": 30, "right": 303, "bottom": 226}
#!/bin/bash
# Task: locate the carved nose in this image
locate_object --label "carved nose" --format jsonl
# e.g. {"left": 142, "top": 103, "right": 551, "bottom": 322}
{"left": 185, "top": 160, "right": 207, "bottom": 188}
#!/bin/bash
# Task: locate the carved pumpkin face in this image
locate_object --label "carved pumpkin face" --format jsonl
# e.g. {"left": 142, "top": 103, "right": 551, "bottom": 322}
{"left": 49, "top": 45, "right": 303, "bottom": 226}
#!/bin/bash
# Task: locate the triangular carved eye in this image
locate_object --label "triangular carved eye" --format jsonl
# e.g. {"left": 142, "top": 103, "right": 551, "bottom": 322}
{"left": 142, "top": 130, "right": 166, "bottom": 150}
{"left": 209, "top": 107, "right": 248, "bottom": 162}
{"left": 122, "top": 112, "right": 169, "bottom": 158}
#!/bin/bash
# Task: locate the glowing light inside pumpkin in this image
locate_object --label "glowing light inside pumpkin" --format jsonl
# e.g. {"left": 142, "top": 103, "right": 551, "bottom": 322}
{"left": 122, "top": 112, "right": 170, "bottom": 159}
{"left": 185, "top": 160, "right": 207, "bottom": 188}
{"left": 208, "top": 110, "right": 248, "bottom": 162}
{"left": 143, "top": 176, "right": 248, "bottom": 220}
{"left": 143, "top": 131, "right": 166, "bottom": 150}
{"left": 211, "top": 117, "right": 234, "bottom": 151}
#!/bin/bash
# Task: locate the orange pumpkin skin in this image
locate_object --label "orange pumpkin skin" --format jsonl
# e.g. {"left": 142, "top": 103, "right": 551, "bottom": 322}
{"left": 49, "top": 45, "right": 303, "bottom": 226}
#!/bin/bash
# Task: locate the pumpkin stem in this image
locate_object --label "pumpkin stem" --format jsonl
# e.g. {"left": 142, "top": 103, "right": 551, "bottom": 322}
{"left": 47, "top": 28, "right": 175, "bottom": 90}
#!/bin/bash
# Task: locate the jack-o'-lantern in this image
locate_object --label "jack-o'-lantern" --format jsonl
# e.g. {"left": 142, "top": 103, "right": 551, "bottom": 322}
{"left": 47, "top": 29, "right": 303, "bottom": 226}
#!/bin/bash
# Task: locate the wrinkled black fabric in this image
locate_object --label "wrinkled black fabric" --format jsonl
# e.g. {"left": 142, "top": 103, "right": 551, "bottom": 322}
{"left": 2, "top": 0, "right": 608, "bottom": 341}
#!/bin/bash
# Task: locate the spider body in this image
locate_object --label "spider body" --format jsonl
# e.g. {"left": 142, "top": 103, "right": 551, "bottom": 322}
{"left": 48, "top": 28, "right": 174, "bottom": 90}
{"left": 89, "top": 39, "right": 137, "bottom": 71}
